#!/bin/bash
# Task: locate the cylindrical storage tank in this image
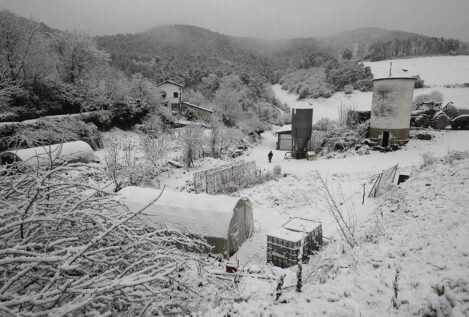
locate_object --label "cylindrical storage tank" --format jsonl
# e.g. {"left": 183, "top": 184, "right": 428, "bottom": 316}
{"left": 369, "top": 77, "right": 416, "bottom": 146}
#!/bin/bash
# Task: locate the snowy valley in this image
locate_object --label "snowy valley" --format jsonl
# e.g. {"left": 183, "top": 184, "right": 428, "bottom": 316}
{"left": 1, "top": 6, "right": 469, "bottom": 316}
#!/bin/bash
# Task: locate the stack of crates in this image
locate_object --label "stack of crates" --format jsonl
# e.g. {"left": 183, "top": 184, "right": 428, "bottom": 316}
{"left": 266, "top": 217, "right": 322, "bottom": 268}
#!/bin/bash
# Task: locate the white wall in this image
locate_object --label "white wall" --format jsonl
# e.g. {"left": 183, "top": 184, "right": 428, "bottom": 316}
{"left": 370, "top": 78, "right": 416, "bottom": 130}
{"left": 158, "top": 83, "right": 182, "bottom": 107}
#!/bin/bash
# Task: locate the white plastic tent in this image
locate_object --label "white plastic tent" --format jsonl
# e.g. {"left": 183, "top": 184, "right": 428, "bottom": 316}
{"left": 0, "top": 141, "right": 95, "bottom": 166}
{"left": 118, "top": 186, "right": 254, "bottom": 256}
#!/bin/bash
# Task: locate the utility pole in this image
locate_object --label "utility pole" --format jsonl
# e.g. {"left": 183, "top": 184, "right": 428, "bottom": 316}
{"left": 389, "top": 62, "right": 393, "bottom": 77}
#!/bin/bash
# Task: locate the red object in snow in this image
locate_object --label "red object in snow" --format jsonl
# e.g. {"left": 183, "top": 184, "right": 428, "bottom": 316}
{"left": 226, "top": 261, "right": 238, "bottom": 273}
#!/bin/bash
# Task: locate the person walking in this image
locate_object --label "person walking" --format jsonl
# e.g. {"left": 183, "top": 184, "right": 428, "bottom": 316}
{"left": 268, "top": 150, "right": 273, "bottom": 163}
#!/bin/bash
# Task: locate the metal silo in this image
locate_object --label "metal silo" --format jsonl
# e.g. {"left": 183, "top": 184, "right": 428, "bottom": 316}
{"left": 291, "top": 108, "right": 313, "bottom": 158}
{"left": 369, "top": 77, "right": 416, "bottom": 147}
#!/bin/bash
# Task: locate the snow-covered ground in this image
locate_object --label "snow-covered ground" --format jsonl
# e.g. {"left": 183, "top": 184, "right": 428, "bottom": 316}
{"left": 217, "top": 56, "right": 469, "bottom": 315}
{"left": 208, "top": 156, "right": 469, "bottom": 316}
{"left": 235, "top": 128, "right": 469, "bottom": 265}
{"left": 364, "top": 55, "right": 469, "bottom": 86}
{"left": 273, "top": 86, "right": 469, "bottom": 124}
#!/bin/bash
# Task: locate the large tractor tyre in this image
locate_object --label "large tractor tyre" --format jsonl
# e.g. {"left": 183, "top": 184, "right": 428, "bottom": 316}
{"left": 433, "top": 114, "right": 450, "bottom": 130}
{"left": 414, "top": 115, "right": 429, "bottom": 128}
{"left": 444, "top": 103, "right": 458, "bottom": 119}
{"left": 451, "top": 122, "right": 461, "bottom": 130}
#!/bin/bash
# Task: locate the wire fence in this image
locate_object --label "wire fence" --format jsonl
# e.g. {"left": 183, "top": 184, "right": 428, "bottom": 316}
{"left": 368, "top": 164, "right": 398, "bottom": 198}
{"left": 193, "top": 160, "right": 257, "bottom": 194}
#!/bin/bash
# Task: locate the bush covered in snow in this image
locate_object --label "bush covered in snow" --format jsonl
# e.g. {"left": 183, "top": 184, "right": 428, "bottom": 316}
{"left": 315, "top": 121, "right": 369, "bottom": 156}
{"left": 0, "top": 117, "right": 102, "bottom": 152}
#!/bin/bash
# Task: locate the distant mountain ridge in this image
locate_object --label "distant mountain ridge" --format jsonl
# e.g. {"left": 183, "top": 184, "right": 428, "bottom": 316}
{"left": 96, "top": 24, "right": 468, "bottom": 86}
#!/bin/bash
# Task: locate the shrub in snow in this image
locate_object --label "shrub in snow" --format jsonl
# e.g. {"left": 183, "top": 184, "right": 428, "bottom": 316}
{"left": 421, "top": 152, "right": 438, "bottom": 168}
{"left": 179, "top": 124, "right": 204, "bottom": 167}
{"left": 318, "top": 173, "right": 358, "bottom": 248}
{"left": 317, "top": 121, "right": 369, "bottom": 156}
{"left": 273, "top": 164, "right": 282, "bottom": 177}
{"left": 103, "top": 136, "right": 165, "bottom": 192}
{"left": 0, "top": 161, "right": 207, "bottom": 315}
{"left": 414, "top": 75, "right": 425, "bottom": 88}
{"left": 0, "top": 117, "right": 102, "bottom": 152}
{"left": 443, "top": 150, "right": 469, "bottom": 164}
{"left": 344, "top": 84, "right": 354, "bottom": 94}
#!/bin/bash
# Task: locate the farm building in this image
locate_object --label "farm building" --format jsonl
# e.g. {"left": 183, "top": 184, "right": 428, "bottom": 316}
{"left": 0, "top": 141, "right": 96, "bottom": 166}
{"left": 369, "top": 77, "right": 416, "bottom": 146}
{"left": 181, "top": 101, "right": 213, "bottom": 122}
{"left": 118, "top": 186, "right": 254, "bottom": 257}
{"left": 157, "top": 80, "right": 213, "bottom": 121}
{"left": 276, "top": 124, "right": 293, "bottom": 150}
{"left": 157, "top": 80, "right": 183, "bottom": 109}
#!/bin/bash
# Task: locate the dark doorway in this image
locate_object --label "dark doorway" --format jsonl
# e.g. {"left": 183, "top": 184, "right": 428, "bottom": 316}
{"left": 382, "top": 131, "right": 390, "bottom": 147}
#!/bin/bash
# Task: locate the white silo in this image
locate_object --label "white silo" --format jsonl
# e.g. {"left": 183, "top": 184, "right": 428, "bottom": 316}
{"left": 369, "top": 77, "right": 416, "bottom": 146}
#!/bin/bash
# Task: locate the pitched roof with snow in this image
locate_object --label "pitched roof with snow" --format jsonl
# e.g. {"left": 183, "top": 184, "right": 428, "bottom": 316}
{"left": 157, "top": 80, "right": 184, "bottom": 88}
{"left": 276, "top": 124, "right": 292, "bottom": 134}
{"left": 181, "top": 101, "right": 214, "bottom": 113}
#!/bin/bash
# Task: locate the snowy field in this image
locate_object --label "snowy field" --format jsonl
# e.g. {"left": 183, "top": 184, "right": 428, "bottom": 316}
{"left": 273, "top": 56, "right": 469, "bottom": 124}
{"left": 364, "top": 55, "right": 469, "bottom": 86}
{"left": 209, "top": 157, "right": 469, "bottom": 316}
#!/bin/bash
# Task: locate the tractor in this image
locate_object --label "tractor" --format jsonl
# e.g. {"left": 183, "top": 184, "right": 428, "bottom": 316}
{"left": 410, "top": 101, "right": 469, "bottom": 130}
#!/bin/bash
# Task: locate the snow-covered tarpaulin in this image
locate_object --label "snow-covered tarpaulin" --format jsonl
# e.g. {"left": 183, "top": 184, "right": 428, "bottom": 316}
{"left": 118, "top": 186, "right": 254, "bottom": 256}
{"left": 0, "top": 141, "right": 96, "bottom": 166}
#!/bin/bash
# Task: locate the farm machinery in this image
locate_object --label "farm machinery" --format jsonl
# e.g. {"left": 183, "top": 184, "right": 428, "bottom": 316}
{"left": 410, "top": 101, "right": 469, "bottom": 130}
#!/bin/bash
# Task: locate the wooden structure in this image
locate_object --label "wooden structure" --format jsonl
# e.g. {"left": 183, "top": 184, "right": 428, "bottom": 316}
{"left": 276, "top": 124, "right": 293, "bottom": 150}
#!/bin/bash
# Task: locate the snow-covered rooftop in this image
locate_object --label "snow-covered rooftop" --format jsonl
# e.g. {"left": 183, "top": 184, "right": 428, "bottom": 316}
{"left": 282, "top": 217, "right": 321, "bottom": 233}
{"left": 267, "top": 227, "right": 304, "bottom": 242}
{"left": 157, "top": 80, "right": 184, "bottom": 88}
{"left": 181, "top": 101, "right": 214, "bottom": 113}
{"left": 276, "top": 124, "right": 292, "bottom": 134}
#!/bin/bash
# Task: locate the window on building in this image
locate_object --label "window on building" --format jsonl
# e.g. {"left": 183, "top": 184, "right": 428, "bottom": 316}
{"left": 171, "top": 103, "right": 179, "bottom": 110}
{"left": 173, "top": 92, "right": 179, "bottom": 98}
{"left": 161, "top": 91, "right": 167, "bottom": 99}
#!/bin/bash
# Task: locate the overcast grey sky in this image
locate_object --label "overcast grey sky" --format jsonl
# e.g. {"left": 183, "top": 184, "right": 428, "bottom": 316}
{"left": 1, "top": 0, "right": 468, "bottom": 40}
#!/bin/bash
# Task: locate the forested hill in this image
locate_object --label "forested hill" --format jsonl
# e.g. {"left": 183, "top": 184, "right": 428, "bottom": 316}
{"left": 95, "top": 25, "right": 277, "bottom": 88}
{"left": 320, "top": 27, "right": 469, "bottom": 61}
{"left": 96, "top": 25, "right": 469, "bottom": 86}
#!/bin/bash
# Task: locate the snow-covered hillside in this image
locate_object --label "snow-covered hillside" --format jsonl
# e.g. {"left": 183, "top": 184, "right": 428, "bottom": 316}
{"left": 208, "top": 155, "right": 469, "bottom": 316}
{"left": 364, "top": 56, "right": 469, "bottom": 86}
{"left": 274, "top": 56, "right": 469, "bottom": 124}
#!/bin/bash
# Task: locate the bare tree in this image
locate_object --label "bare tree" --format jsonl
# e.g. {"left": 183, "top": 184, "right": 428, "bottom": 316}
{"left": 318, "top": 173, "right": 358, "bottom": 248}
{"left": 0, "top": 160, "right": 208, "bottom": 315}
{"left": 51, "top": 31, "right": 109, "bottom": 84}
{"left": 179, "top": 124, "right": 204, "bottom": 167}
{"left": 0, "top": 67, "right": 21, "bottom": 110}
{"left": 0, "top": 10, "right": 51, "bottom": 81}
